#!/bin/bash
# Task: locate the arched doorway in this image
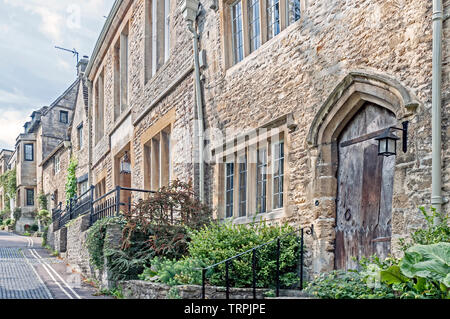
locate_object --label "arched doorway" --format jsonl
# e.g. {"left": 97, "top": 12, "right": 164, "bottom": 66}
{"left": 306, "top": 71, "right": 420, "bottom": 273}
{"left": 335, "top": 102, "right": 396, "bottom": 270}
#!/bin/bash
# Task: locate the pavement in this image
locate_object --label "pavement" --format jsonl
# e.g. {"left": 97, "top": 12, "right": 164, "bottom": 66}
{"left": 0, "top": 231, "right": 112, "bottom": 299}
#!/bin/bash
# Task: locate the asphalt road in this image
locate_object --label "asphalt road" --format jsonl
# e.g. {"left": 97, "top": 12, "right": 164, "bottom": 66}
{"left": 0, "top": 231, "right": 111, "bottom": 299}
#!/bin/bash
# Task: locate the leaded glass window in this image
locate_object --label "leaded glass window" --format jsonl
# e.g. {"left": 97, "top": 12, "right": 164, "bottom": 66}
{"left": 266, "top": 0, "right": 280, "bottom": 40}
{"left": 256, "top": 148, "right": 267, "bottom": 214}
{"left": 248, "top": 0, "right": 260, "bottom": 53}
{"left": 225, "top": 163, "right": 235, "bottom": 218}
{"left": 273, "top": 142, "right": 284, "bottom": 209}
{"left": 231, "top": 1, "right": 244, "bottom": 64}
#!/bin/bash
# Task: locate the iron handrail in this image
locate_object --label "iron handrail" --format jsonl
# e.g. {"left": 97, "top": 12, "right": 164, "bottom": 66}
{"left": 197, "top": 224, "right": 313, "bottom": 299}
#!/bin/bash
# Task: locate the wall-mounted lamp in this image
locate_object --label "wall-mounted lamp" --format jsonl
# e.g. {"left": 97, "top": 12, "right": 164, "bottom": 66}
{"left": 375, "top": 121, "right": 409, "bottom": 157}
{"left": 120, "top": 151, "right": 131, "bottom": 174}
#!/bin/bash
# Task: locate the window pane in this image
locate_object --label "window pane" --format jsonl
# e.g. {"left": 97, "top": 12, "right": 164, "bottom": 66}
{"left": 231, "top": 1, "right": 244, "bottom": 64}
{"left": 273, "top": 142, "right": 284, "bottom": 209}
{"left": 238, "top": 155, "right": 247, "bottom": 217}
{"left": 248, "top": 0, "right": 260, "bottom": 53}
{"left": 225, "top": 163, "right": 234, "bottom": 218}
{"left": 24, "top": 144, "right": 33, "bottom": 161}
{"left": 256, "top": 148, "right": 267, "bottom": 213}
{"left": 287, "top": 0, "right": 301, "bottom": 25}
{"left": 26, "top": 189, "right": 34, "bottom": 206}
{"left": 266, "top": 0, "right": 280, "bottom": 40}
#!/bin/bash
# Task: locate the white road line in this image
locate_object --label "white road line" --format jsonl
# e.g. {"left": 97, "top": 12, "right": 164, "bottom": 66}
{"left": 21, "top": 250, "right": 54, "bottom": 299}
{"left": 31, "top": 249, "right": 83, "bottom": 299}
{"left": 28, "top": 249, "right": 74, "bottom": 299}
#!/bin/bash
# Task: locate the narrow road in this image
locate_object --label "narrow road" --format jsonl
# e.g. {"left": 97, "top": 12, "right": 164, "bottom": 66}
{"left": 0, "top": 231, "right": 110, "bottom": 299}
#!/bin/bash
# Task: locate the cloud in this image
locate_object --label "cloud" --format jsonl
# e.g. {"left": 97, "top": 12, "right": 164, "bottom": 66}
{"left": 0, "top": 109, "right": 30, "bottom": 149}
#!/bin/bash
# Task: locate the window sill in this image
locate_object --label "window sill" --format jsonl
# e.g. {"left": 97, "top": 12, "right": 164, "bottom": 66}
{"left": 230, "top": 208, "right": 286, "bottom": 225}
{"left": 225, "top": 18, "right": 303, "bottom": 75}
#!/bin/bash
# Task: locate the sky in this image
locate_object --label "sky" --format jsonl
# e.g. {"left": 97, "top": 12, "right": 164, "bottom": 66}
{"left": 0, "top": 0, "right": 115, "bottom": 151}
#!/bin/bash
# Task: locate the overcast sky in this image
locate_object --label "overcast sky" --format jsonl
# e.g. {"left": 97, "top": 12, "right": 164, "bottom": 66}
{"left": 0, "top": 0, "right": 115, "bottom": 151}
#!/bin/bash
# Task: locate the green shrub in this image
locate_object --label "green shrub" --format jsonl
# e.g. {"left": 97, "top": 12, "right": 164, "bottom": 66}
{"left": 139, "top": 257, "right": 205, "bottom": 286}
{"left": 380, "top": 242, "right": 450, "bottom": 299}
{"left": 187, "top": 220, "right": 301, "bottom": 289}
{"left": 42, "top": 226, "right": 49, "bottom": 247}
{"left": 400, "top": 207, "right": 450, "bottom": 251}
{"left": 30, "top": 224, "right": 39, "bottom": 232}
{"left": 305, "top": 269, "right": 395, "bottom": 299}
{"left": 86, "top": 217, "right": 125, "bottom": 270}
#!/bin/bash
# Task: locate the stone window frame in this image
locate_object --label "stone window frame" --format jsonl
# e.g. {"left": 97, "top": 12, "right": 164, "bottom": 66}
{"left": 59, "top": 111, "right": 69, "bottom": 124}
{"left": 94, "top": 68, "right": 105, "bottom": 145}
{"left": 222, "top": 0, "right": 304, "bottom": 69}
{"left": 144, "top": 0, "right": 172, "bottom": 84}
{"left": 213, "top": 120, "right": 292, "bottom": 223}
{"left": 26, "top": 188, "right": 34, "bottom": 207}
{"left": 113, "top": 21, "right": 130, "bottom": 122}
{"left": 141, "top": 109, "right": 175, "bottom": 192}
{"left": 77, "top": 123, "right": 83, "bottom": 150}
{"left": 54, "top": 154, "right": 61, "bottom": 175}
{"left": 24, "top": 143, "right": 34, "bottom": 162}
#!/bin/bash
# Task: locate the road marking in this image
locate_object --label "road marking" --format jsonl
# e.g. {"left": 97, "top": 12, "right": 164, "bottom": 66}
{"left": 21, "top": 250, "right": 54, "bottom": 299}
{"left": 28, "top": 249, "right": 74, "bottom": 299}
{"left": 31, "top": 249, "right": 83, "bottom": 299}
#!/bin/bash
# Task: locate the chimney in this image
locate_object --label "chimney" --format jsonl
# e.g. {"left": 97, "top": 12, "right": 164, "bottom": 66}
{"left": 77, "top": 56, "right": 89, "bottom": 75}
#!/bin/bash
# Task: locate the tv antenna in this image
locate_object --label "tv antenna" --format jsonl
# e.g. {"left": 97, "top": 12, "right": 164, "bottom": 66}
{"left": 55, "top": 46, "right": 79, "bottom": 65}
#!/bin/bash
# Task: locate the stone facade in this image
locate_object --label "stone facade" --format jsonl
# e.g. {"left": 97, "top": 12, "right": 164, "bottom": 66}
{"left": 8, "top": 0, "right": 450, "bottom": 280}
{"left": 0, "top": 149, "right": 13, "bottom": 213}
{"left": 81, "top": 0, "right": 450, "bottom": 275}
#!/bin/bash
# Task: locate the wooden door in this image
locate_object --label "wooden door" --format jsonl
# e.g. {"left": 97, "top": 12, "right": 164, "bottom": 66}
{"left": 335, "top": 103, "right": 396, "bottom": 270}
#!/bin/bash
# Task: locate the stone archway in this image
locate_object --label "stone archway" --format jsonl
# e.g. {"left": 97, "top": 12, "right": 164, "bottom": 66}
{"left": 306, "top": 71, "right": 420, "bottom": 273}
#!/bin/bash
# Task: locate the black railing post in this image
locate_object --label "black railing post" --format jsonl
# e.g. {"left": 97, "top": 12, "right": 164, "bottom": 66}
{"left": 202, "top": 268, "right": 206, "bottom": 299}
{"left": 276, "top": 238, "right": 280, "bottom": 297}
{"left": 128, "top": 196, "right": 131, "bottom": 212}
{"left": 115, "top": 186, "right": 121, "bottom": 216}
{"left": 89, "top": 185, "right": 95, "bottom": 226}
{"left": 252, "top": 249, "right": 257, "bottom": 299}
{"left": 225, "top": 260, "right": 230, "bottom": 300}
{"left": 300, "top": 228, "right": 304, "bottom": 290}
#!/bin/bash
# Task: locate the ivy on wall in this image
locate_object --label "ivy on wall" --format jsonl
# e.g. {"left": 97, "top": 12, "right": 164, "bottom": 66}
{"left": 0, "top": 168, "right": 17, "bottom": 203}
{"left": 65, "top": 157, "right": 78, "bottom": 204}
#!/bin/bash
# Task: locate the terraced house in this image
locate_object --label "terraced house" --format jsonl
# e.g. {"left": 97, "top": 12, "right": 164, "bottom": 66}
{"left": 6, "top": 0, "right": 448, "bottom": 279}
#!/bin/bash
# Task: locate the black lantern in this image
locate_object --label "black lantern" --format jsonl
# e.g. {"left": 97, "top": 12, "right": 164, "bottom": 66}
{"left": 120, "top": 151, "right": 131, "bottom": 174}
{"left": 375, "top": 121, "right": 408, "bottom": 157}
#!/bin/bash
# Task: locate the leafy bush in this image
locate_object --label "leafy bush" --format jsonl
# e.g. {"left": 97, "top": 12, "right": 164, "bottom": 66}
{"left": 86, "top": 217, "right": 126, "bottom": 270}
{"left": 30, "top": 224, "right": 39, "bottom": 232}
{"left": 380, "top": 243, "right": 450, "bottom": 299}
{"left": 139, "top": 257, "right": 206, "bottom": 286}
{"left": 305, "top": 269, "right": 395, "bottom": 299}
{"left": 187, "top": 220, "right": 301, "bottom": 289}
{"left": 400, "top": 207, "right": 450, "bottom": 251}
{"left": 106, "top": 180, "right": 212, "bottom": 281}
{"left": 121, "top": 179, "right": 212, "bottom": 260}
{"left": 42, "top": 226, "right": 49, "bottom": 247}
{"left": 36, "top": 209, "right": 51, "bottom": 227}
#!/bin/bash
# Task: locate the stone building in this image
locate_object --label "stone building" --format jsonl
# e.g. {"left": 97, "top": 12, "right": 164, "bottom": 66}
{"left": 6, "top": 0, "right": 447, "bottom": 277}
{"left": 0, "top": 149, "right": 14, "bottom": 212}
{"left": 75, "top": 0, "right": 450, "bottom": 274}
{"left": 40, "top": 58, "right": 90, "bottom": 211}
{"left": 10, "top": 76, "right": 79, "bottom": 231}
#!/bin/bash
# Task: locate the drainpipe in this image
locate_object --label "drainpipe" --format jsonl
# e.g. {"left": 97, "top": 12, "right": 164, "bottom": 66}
{"left": 187, "top": 16, "right": 205, "bottom": 203}
{"left": 431, "top": 0, "right": 443, "bottom": 215}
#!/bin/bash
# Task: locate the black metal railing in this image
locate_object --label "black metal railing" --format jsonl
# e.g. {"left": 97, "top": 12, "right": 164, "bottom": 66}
{"left": 51, "top": 185, "right": 156, "bottom": 231}
{"left": 198, "top": 225, "right": 313, "bottom": 299}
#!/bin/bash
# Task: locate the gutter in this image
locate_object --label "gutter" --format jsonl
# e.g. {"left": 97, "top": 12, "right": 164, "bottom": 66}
{"left": 431, "top": 0, "right": 444, "bottom": 214}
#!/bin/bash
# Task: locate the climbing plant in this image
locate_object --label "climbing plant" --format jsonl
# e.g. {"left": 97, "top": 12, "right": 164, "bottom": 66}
{"left": 0, "top": 168, "right": 17, "bottom": 202}
{"left": 65, "top": 157, "right": 78, "bottom": 204}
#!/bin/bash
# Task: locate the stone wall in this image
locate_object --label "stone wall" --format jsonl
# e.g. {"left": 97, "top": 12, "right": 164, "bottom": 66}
{"left": 120, "top": 281, "right": 269, "bottom": 299}
{"left": 47, "top": 215, "right": 123, "bottom": 289}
